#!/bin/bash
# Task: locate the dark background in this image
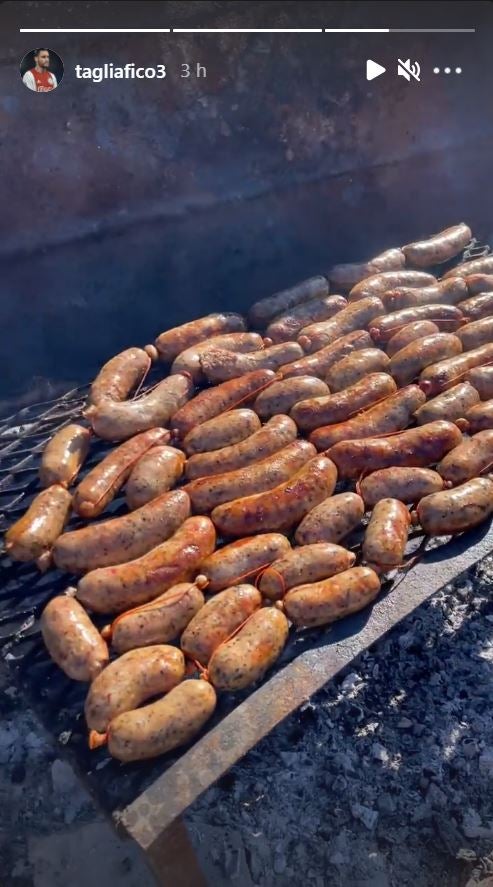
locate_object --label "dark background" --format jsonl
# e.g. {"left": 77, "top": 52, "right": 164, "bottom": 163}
{"left": 0, "top": 1, "right": 492, "bottom": 412}
{"left": 19, "top": 47, "right": 64, "bottom": 81}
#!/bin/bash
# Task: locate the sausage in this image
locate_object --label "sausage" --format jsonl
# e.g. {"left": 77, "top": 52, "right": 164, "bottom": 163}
{"left": 85, "top": 645, "right": 185, "bottom": 732}
{"left": 150, "top": 313, "right": 246, "bottom": 363}
{"left": 298, "top": 297, "right": 384, "bottom": 354}
{"left": 253, "top": 376, "right": 330, "bottom": 419}
{"left": 200, "top": 342, "right": 304, "bottom": 384}
{"left": 419, "top": 343, "right": 493, "bottom": 396}
{"left": 327, "top": 420, "right": 463, "bottom": 478}
{"left": 281, "top": 330, "right": 372, "bottom": 379}
{"left": 414, "top": 382, "right": 480, "bottom": 426}
{"left": 185, "top": 415, "right": 297, "bottom": 481}
{"left": 198, "top": 534, "right": 292, "bottom": 592}
{"left": 381, "top": 277, "right": 468, "bottom": 312}
{"left": 458, "top": 292, "right": 493, "bottom": 321}
{"left": 386, "top": 321, "right": 440, "bottom": 357}
{"left": 464, "top": 400, "right": 493, "bottom": 433}
{"left": 361, "top": 499, "right": 410, "bottom": 571}
{"left": 53, "top": 489, "right": 190, "bottom": 574}
{"left": 359, "top": 467, "right": 445, "bottom": 507}
{"left": 208, "top": 608, "right": 289, "bottom": 690}
{"left": 348, "top": 271, "right": 436, "bottom": 302}
{"left": 282, "top": 567, "right": 380, "bottom": 628}
{"left": 182, "top": 409, "right": 261, "bottom": 456}
{"left": 458, "top": 316, "right": 493, "bottom": 351}
{"left": 265, "top": 295, "right": 347, "bottom": 343}
{"left": 172, "top": 369, "right": 276, "bottom": 438}
{"left": 125, "top": 446, "right": 186, "bottom": 509}
{"left": 326, "top": 348, "right": 390, "bottom": 391}
{"left": 416, "top": 477, "right": 493, "bottom": 535}
{"left": 443, "top": 256, "right": 493, "bottom": 280}
{"left": 291, "top": 373, "right": 397, "bottom": 432}
{"left": 89, "top": 347, "right": 152, "bottom": 406}
{"left": 465, "top": 366, "right": 493, "bottom": 401}
{"left": 106, "top": 582, "right": 206, "bottom": 653}
{"left": 248, "top": 276, "right": 329, "bottom": 327}
{"left": 309, "top": 385, "right": 425, "bottom": 451}
{"left": 258, "top": 543, "right": 356, "bottom": 601}
{"left": 181, "top": 585, "right": 262, "bottom": 665}
{"left": 102, "top": 679, "right": 217, "bottom": 762}
{"left": 403, "top": 223, "right": 472, "bottom": 267}
{"left": 436, "top": 430, "right": 493, "bottom": 485}
{"left": 85, "top": 373, "right": 193, "bottom": 442}
{"left": 389, "top": 333, "right": 463, "bottom": 387}
{"left": 328, "top": 248, "right": 405, "bottom": 290}
{"left": 76, "top": 516, "right": 215, "bottom": 614}
{"left": 41, "top": 595, "right": 109, "bottom": 681}
{"left": 171, "top": 332, "right": 264, "bottom": 384}
{"left": 39, "top": 424, "right": 91, "bottom": 488}
{"left": 185, "top": 439, "right": 316, "bottom": 513}
{"left": 211, "top": 455, "right": 337, "bottom": 538}
{"left": 5, "top": 485, "right": 72, "bottom": 569}
{"left": 73, "top": 428, "right": 169, "bottom": 519}
{"left": 294, "top": 492, "right": 365, "bottom": 545}
{"left": 369, "top": 304, "right": 464, "bottom": 343}
{"left": 466, "top": 274, "right": 493, "bottom": 295}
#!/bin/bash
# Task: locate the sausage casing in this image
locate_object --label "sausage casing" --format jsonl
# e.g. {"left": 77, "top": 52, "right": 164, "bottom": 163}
{"left": 458, "top": 316, "right": 493, "bottom": 351}
{"left": 389, "top": 333, "right": 462, "bottom": 387}
{"left": 181, "top": 585, "right": 262, "bottom": 665}
{"left": 414, "top": 382, "right": 480, "bottom": 426}
{"left": 283, "top": 567, "right": 380, "bottom": 628}
{"left": 200, "top": 342, "right": 303, "bottom": 384}
{"left": 281, "top": 330, "right": 372, "bottom": 379}
{"left": 291, "top": 373, "right": 397, "bottom": 432}
{"left": 458, "top": 292, "right": 493, "bottom": 321}
{"left": 89, "top": 347, "right": 152, "bottom": 406}
{"left": 208, "top": 608, "right": 289, "bottom": 690}
{"left": 443, "top": 256, "right": 493, "bottom": 280}
{"left": 436, "top": 430, "right": 493, "bottom": 485}
{"left": 419, "top": 343, "right": 493, "bottom": 396}
{"left": 171, "top": 332, "right": 263, "bottom": 383}
{"left": 328, "top": 248, "right": 405, "bottom": 290}
{"left": 381, "top": 278, "right": 468, "bottom": 312}
{"left": 151, "top": 313, "right": 246, "bottom": 363}
{"left": 298, "top": 297, "right": 384, "bottom": 353}
{"left": 402, "top": 223, "right": 472, "bottom": 267}
{"left": 265, "top": 295, "right": 347, "bottom": 343}
{"left": 182, "top": 409, "right": 261, "bottom": 456}
{"left": 248, "top": 276, "right": 329, "bottom": 327}
{"left": 108, "top": 582, "right": 205, "bottom": 653}
{"left": 465, "top": 366, "right": 493, "bottom": 401}
{"left": 172, "top": 369, "right": 276, "bottom": 438}
{"left": 416, "top": 478, "right": 493, "bottom": 535}
{"left": 362, "top": 499, "right": 411, "bottom": 571}
{"left": 370, "top": 304, "right": 464, "bottom": 343}
{"left": 348, "top": 271, "right": 436, "bottom": 302}
{"left": 39, "top": 424, "right": 91, "bottom": 488}
{"left": 359, "top": 467, "right": 445, "bottom": 507}
{"left": 326, "top": 348, "right": 390, "bottom": 391}
{"left": 125, "top": 446, "right": 185, "bottom": 509}
{"left": 253, "top": 376, "right": 330, "bottom": 419}
{"left": 6, "top": 485, "right": 72, "bottom": 566}
{"left": 258, "top": 543, "right": 356, "bottom": 600}
{"left": 466, "top": 274, "right": 493, "bottom": 295}
{"left": 41, "top": 595, "right": 109, "bottom": 682}
{"left": 295, "top": 492, "right": 365, "bottom": 545}
{"left": 465, "top": 400, "right": 493, "bottom": 433}
{"left": 386, "top": 321, "right": 440, "bottom": 357}
{"left": 199, "top": 533, "right": 291, "bottom": 592}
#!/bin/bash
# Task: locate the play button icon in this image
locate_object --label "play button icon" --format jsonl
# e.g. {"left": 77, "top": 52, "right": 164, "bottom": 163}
{"left": 366, "top": 59, "right": 386, "bottom": 81}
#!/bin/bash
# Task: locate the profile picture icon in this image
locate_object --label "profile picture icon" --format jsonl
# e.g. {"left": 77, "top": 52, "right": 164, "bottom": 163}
{"left": 20, "top": 48, "right": 63, "bottom": 92}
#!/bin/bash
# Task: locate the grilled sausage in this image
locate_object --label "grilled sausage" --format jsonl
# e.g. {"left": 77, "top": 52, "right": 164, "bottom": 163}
{"left": 181, "top": 585, "right": 262, "bottom": 665}
{"left": 89, "top": 347, "right": 152, "bottom": 406}
{"left": 103, "top": 679, "right": 217, "bottom": 762}
{"left": 403, "top": 223, "right": 472, "bottom": 267}
{"left": 386, "top": 321, "right": 440, "bottom": 357}
{"left": 5, "top": 485, "right": 72, "bottom": 568}
{"left": 265, "top": 295, "right": 347, "bottom": 343}
{"left": 182, "top": 409, "right": 261, "bottom": 456}
{"left": 348, "top": 271, "right": 436, "bottom": 302}
{"left": 282, "top": 567, "right": 380, "bottom": 628}
{"left": 73, "top": 428, "right": 169, "bottom": 519}
{"left": 291, "top": 373, "right": 397, "bottom": 432}
{"left": 172, "top": 369, "right": 276, "bottom": 438}
{"left": 458, "top": 293, "right": 493, "bottom": 321}
{"left": 466, "top": 274, "right": 493, "bottom": 295}
{"left": 294, "top": 492, "right": 365, "bottom": 545}
{"left": 419, "top": 343, "right": 493, "bottom": 396}
{"left": 253, "top": 376, "right": 330, "bottom": 419}
{"left": 381, "top": 278, "right": 468, "bottom": 312}
{"left": 208, "top": 608, "right": 289, "bottom": 690}
{"left": 185, "top": 439, "right": 316, "bottom": 513}
{"left": 458, "top": 316, "right": 493, "bottom": 351}
{"left": 85, "top": 373, "right": 193, "bottom": 442}
{"left": 200, "top": 342, "right": 304, "bottom": 384}
{"left": 327, "top": 420, "right": 463, "bottom": 478}
{"left": 389, "top": 333, "right": 463, "bottom": 387}
{"left": 436, "top": 430, "right": 493, "bottom": 485}
{"left": 150, "top": 313, "right": 246, "bottom": 363}
{"left": 258, "top": 543, "right": 356, "bottom": 601}
{"left": 299, "top": 297, "right": 384, "bottom": 353}
{"left": 211, "top": 456, "right": 337, "bottom": 538}
{"left": 370, "top": 304, "right": 464, "bottom": 343}
{"left": 125, "top": 446, "right": 185, "bottom": 509}
{"left": 76, "top": 516, "right": 215, "bottom": 614}
{"left": 39, "top": 424, "right": 91, "bottom": 488}
{"left": 443, "top": 256, "right": 493, "bottom": 280}
{"left": 85, "top": 645, "right": 185, "bottom": 732}
{"left": 414, "top": 382, "right": 480, "bottom": 426}
{"left": 107, "top": 582, "right": 206, "bottom": 653}
{"left": 328, "top": 248, "right": 405, "bottom": 290}
{"left": 416, "top": 478, "right": 493, "bottom": 535}
{"left": 309, "top": 385, "right": 425, "bottom": 451}
{"left": 362, "top": 499, "right": 410, "bottom": 571}
{"left": 171, "top": 332, "right": 264, "bottom": 384}
{"left": 465, "top": 366, "right": 493, "bottom": 401}
{"left": 41, "top": 595, "right": 109, "bottom": 681}
{"left": 326, "top": 348, "right": 390, "bottom": 391}
{"left": 198, "top": 534, "right": 291, "bottom": 592}
{"left": 464, "top": 400, "right": 493, "bottom": 433}
{"left": 248, "top": 276, "right": 329, "bottom": 327}
{"left": 185, "top": 415, "right": 297, "bottom": 481}
{"left": 359, "top": 467, "right": 445, "bottom": 507}
{"left": 53, "top": 489, "right": 190, "bottom": 574}
{"left": 281, "top": 330, "right": 372, "bottom": 379}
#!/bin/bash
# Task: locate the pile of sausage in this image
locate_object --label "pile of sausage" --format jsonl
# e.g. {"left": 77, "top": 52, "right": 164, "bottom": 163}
{"left": 5, "top": 222, "right": 493, "bottom": 765}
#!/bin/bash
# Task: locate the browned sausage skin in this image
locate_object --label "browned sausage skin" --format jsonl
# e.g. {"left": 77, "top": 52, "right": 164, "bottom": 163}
{"left": 370, "top": 305, "right": 464, "bottom": 343}
{"left": 181, "top": 585, "right": 262, "bottom": 665}
{"left": 282, "top": 567, "right": 381, "bottom": 629}
{"left": 402, "top": 223, "right": 472, "bottom": 267}
{"left": 281, "top": 330, "right": 372, "bottom": 379}
{"left": 458, "top": 293, "right": 493, "bottom": 321}
{"left": 248, "top": 276, "right": 329, "bottom": 327}
{"left": 125, "top": 446, "right": 186, "bottom": 509}
{"left": 253, "top": 376, "right": 330, "bottom": 419}
{"left": 388, "top": 333, "right": 462, "bottom": 388}
{"left": 386, "top": 321, "right": 440, "bottom": 358}
{"left": 465, "top": 366, "right": 493, "bottom": 401}
{"left": 362, "top": 499, "right": 411, "bottom": 572}
{"left": 6, "top": 485, "right": 72, "bottom": 569}
{"left": 328, "top": 248, "right": 405, "bottom": 291}
{"left": 199, "top": 534, "right": 291, "bottom": 592}
{"left": 419, "top": 343, "right": 493, "bottom": 396}
{"left": 436, "top": 430, "right": 493, "bottom": 485}
{"left": 465, "top": 400, "right": 493, "bottom": 433}
{"left": 172, "top": 369, "right": 277, "bottom": 438}
{"left": 182, "top": 409, "right": 261, "bottom": 456}
{"left": 416, "top": 478, "right": 493, "bottom": 535}
{"left": 89, "top": 347, "right": 153, "bottom": 406}
{"left": 258, "top": 543, "right": 356, "bottom": 600}
{"left": 208, "top": 608, "right": 289, "bottom": 691}
{"left": 443, "top": 256, "right": 493, "bottom": 280}
{"left": 381, "top": 278, "right": 468, "bottom": 312}
{"left": 106, "top": 581, "right": 206, "bottom": 653}
{"left": 265, "top": 295, "right": 347, "bottom": 343}
{"left": 359, "top": 467, "right": 445, "bottom": 507}
{"left": 348, "top": 271, "right": 436, "bottom": 302}
{"left": 150, "top": 313, "right": 246, "bottom": 363}
{"left": 458, "top": 317, "right": 493, "bottom": 351}
{"left": 326, "top": 348, "right": 390, "bottom": 392}
{"left": 291, "top": 373, "right": 397, "bottom": 432}
{"left": 294, "top": 492, "right": 365, "bottom": 545}
{"left": 171, "top": 332, "right": 264, "bottom": 383}
{"left": 39, "top": 424, "right": 91, "bottom": 488}
{"left": 41, "top": 595, "right": 109, "bottom": 682}
{"left": 299, "top": 297, "right": 384, "bottom": 353}
{"left": 200, "top": 342, "right": 304, "bottom": 384}
{"left": 413, "top": 382, "right": 480, "bottom": 426}
{"left": 466, "top": 274, "right": 493, "bottom": 295}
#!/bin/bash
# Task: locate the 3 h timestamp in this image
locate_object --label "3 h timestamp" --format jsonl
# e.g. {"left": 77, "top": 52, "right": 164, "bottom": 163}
{"left": 74, "top": 62, "right": 207, "bottom": 83}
